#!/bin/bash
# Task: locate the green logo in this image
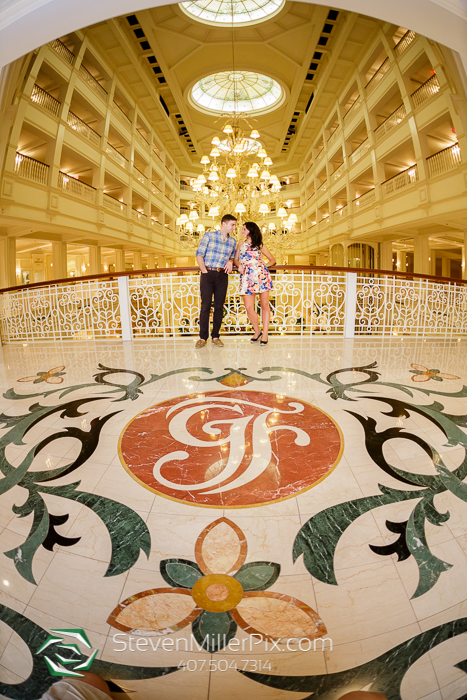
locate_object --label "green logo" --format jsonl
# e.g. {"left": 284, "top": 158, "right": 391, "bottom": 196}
{"left": 36, "top": 628, "right": 98, "bottom": 678}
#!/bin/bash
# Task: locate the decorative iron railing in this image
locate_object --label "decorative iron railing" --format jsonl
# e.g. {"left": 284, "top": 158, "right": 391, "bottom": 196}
{"left": 365, "top": 58, "right": 391, "bottom": 95}
{"left": 78, "top": 64, "right": 108, "bottom": 100}
{"left": 58, "top": 171, "right": 96, "bottom": 203}
{"left": 67, "top": 111, "right": 100, "bottom": 147}
{"left": 30, "top": 84, "right": 61, "bottom": 116}
{"left": 14, "top": 152, "right": 49, "bottom": 185}
{"left": 394, "top": 30, "right": 417, "bottom": 57}
{"left": 1, "top": 268, "right": 465, "bottom": 343}
{"left": 112, "top": 101, "right": 132, "bottom": 125}
{"left": 426, "top": 143, "right": 462, "bottom": 178}
{"left": 411, "top": 74, "right": 440, "bottom": 108}
{"left": 48, "top": 39, "right": 75, "bottom": 64}
{"left": 382, "top": 165, "right": 418, "bottom": 195}
{"left": 374, "top": 104, "right": 407, "bottom": 142}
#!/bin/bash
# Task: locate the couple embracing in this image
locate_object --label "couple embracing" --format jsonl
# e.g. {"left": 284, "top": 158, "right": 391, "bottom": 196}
{"left": 195, "top": 214, "right": 276, "bottom": 348}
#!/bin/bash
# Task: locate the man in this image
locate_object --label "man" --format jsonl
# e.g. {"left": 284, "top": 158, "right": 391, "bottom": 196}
{"left": 195, "top": 213, "right": 237, "bottom": 348}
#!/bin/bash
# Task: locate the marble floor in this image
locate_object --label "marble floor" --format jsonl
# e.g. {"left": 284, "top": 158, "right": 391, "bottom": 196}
{"left": 0, "top": 336, "right": 467, "bottom": 700}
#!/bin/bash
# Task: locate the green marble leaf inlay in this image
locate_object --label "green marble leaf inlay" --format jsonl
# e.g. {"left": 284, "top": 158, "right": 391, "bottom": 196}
{"left": 160, "top": 558, "right": 203, "bottom": 588}
{"left": 192, "top": 610, "right": 237, "bottom": 652}
{"left": 234, "top": 561, "right": 280, "bottom": 591}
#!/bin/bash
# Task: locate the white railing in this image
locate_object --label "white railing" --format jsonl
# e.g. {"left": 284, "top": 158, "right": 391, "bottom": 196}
{"left": 78, "top": 64, "right": 108, "bottom": 100}
{"left": 151, "top": 184, "right": 162, "bottom": 195}
{"left": 317, "top": 181, "right": 327, "bottom": 193}
{"left": 113, "top": 101, "right": 132, "bottom": 126}
{"left": 394, "top": 30, "right": 417, "bottom": 57}
{"left": 411, "top": 74, "right": 440, "bottom": 108}
{"left": 280, "top": 182, "right": 300, "bottom": 191}
{"left": 48, "top": 39, "right": 75, "bottom": 65}
{"left": 58, "top": 171, "right": 96, "bottom": 203}
{"left": 103, "top": 193, "right": 127, "bottom": 214}
{"left": 180, "top": 184, "right": 192, "bottom": 191}
{"left": 15, "top": 152, "right": 49, "bottom": 185}
{"left": 134, "top": 166, "right": 147, "bottom": 186}
{"left": 365, "top": 58, "right": 391, "bottom": 95}
{"left": 2, "top": 269, "right": 466, "bottom": 343}
{"left": 336, "top": 204, "right": 348, "bottom": 218}
{"left": 374, "top": 104, "right": 407, "bottom": 142}
{"left": 67, "top": 111, "right": 100, "bottom": 147}
{"left": 106, "top": 143, "right": 127, "bottom": 169}
{"left": 135, "top": 130, "right": 149, "bottom": 149}
{"left": 327, "top": 127, "right": 341, "bottom": 147}
{"left": 331, "top": 162, "right": 345, "bottom": 182}
{"left": 343, "top": 96, "right": 361, "bottom": 123}
{"left": 349, "top": 138, "right": 370, "bottom": 165}
{"left": 30, "top": 84, "right": 61, "bottom": 117}
{"left": 426, "top": 143, "right": 462, "bottom": 178}
{"left": 382, "top": 165, "right": 418, "bottom": 195}
{"left": 132, "top": 209, "right": 147, "bottom": 223}
{"left": 353, "top": 188, "right": 375, "bottom": 211}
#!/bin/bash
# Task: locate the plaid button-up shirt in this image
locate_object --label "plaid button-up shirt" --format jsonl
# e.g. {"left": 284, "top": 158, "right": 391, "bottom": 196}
{"left": 195, "top": 230, "right": 236, "bottom": 268}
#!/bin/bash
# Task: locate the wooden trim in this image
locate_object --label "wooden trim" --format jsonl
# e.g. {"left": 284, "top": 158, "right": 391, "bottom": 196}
{"left": 1, "top": 266, "right": 466, "bottom": 295}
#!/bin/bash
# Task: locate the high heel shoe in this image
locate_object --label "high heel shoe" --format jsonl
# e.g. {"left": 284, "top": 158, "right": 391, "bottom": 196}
{"left": 260, "top": 338, "right": 268, "bottom": 346}
{"left": 250, "top": 332, "right": 262, "bottom": 343}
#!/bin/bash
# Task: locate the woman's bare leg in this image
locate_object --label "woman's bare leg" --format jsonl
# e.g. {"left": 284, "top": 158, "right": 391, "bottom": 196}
{"left": 75, "top": 672, "right": 112, "bottom": 697}
{"left": 259, "top": 292, "right": 270, "bottom": 340}
{"left": 243, "top": 294, "right": 260, "bottom": 335}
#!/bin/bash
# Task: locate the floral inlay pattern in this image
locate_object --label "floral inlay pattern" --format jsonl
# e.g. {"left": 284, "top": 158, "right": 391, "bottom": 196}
{"left": 18, "top": 365, "right": 66, "bottom": 384}
{"left": 409, "top": 363, "right": 460, "bottom": 382}
{"left": 108, "top": 517, "right": 326, "bottom": 651}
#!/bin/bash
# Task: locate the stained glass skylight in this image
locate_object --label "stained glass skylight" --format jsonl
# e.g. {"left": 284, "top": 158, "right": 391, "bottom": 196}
{"left": 191, "top": 71, "right": 283, "bottom": 115}
{"left": 180, "top": 0, "right": 284, "bottom": 26}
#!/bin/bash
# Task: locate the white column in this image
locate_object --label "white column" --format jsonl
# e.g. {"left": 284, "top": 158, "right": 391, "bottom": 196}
{"left": 379, "top": 241, "right": 393, "bottom": 271}
{"left": 413, "top": 235, "right": 430, "bottom": 275}
{"left": 133, "top": 251, "right": 142, "bottom": 270}
{"left": 397, "top": 250, "right": 406, "bottom": 273}
{"left": 115, "top": 250, "right": 125, "bottom": 272}
{"left": 147, "top": 253, "right": 155, "bottom": 270}
{"left": 117, "top": 276, "right": 133, "bottom": 341}
{"left": 157, "top": 256, "right": 167, "bottom": 269}
{"left": 441, "top": 257, "right": 450, "bottom": 278}
{"left": 51, "top": 242, "right": 67, "bottom": 279}
{"left": 89, "top": 246, "right": 101, "bottom": 275}
{"left": 463, "top": 231, "right": 467, "bottom": 281}
{"left": 0, "top": 238, "right": 16, "bottom": 288}
{"left": 344, "top": 272, "right": 357, "bottom": 339}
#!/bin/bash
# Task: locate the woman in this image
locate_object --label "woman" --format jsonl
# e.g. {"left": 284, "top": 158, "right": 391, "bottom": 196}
{"left": 234, "top": 221, "right": 276, "bottom": 345}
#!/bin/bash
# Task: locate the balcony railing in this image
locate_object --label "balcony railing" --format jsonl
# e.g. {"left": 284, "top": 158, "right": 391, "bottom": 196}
{"left": 48, "top": 39, "right": 75, "bottom": 65}
{"left": 58, "top": 171, "right": 96, "bottom": 203}
{"left": 2, "top": 268, "right": 466, "bottom": 342}
{"left": 331, "top": 162, "right": 345, "bottom": 182}
{"left": 106, "top": 143, "right": 127, "bottom": 169}
{"left": 78, "top": 64, "right": 108, "bottom": 100}
{"left": 132, "top": 209, "right": 147, "bottom": 222}
{"left": 151, "top": 184, "right": 162, "bottom": 195}
{"left": 153, "top": 148, "right": 163, "bottom": 161}
{"left": 180, "top": 184, "right": 192, "bottom": 191}
{"left": 134, "top": 166, "right": 147, "bottom": 186}
{"left": 382, "top": 164, "right": 418, "bottom": 195}
{"left": 15, "top": 152, "right": 49, "bottom": 185}
{"left": 349, "top": 138, "right": 370, "bottom": 165}
{"left": 365, "top": 58, "right": 391, "bottom": 95}
{"left": 374, "top": 104, "right": 407, "bottom": 143}
{"left": 30, "top": 84, "right": 61, "bottom": 117}
{"left": 394, "top": 30, "right": 417, "bottom": 57}
{"left": 280, "top": 182, "right": 299, "bottom": 191}
{"left": 135, "top": 130, "right": 149, "bottom": 149}
{"left": 317, "top": 181, "right": 327, "bottom": 193}
{"left": 103, "top": 193, "right": 126, "bottom": 214}
{"left": 327, "top": 126, "right": 341, "bottom": 147}
{"left": 336, "top": 204, "right": 348, "bottom": 218}
{"left": 411, "top": 74, "right": 440, "bottom": 108}
{"left": 113, "top": 101, "right": 131, "bottom": 125}
{"left": 67, "top": 111, "right": 100, "bottom": 147}
{"left": 427, "top": 143, "right": 462, "bottom": 178}
{"left": 343, "top": 96, "right": 361, "bottom": 122}
{"left": 353, "top": 188, "right": 375, "bottom": 211}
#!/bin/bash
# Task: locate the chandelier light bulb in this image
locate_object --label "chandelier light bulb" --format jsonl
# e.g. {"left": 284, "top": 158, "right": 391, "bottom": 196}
{"left": 223, "top": 124, "right": 234, "bottom": 134}
{"left": 189, "top": 210, "right": 199, "bottom": 220}
{"left": 268, "top": 222, "right": 276, "bottom": 230}
{"left": 192, "top": 183, "right": 201, "bottom": 191}
{"left": 208, "top": 206, "right": 219, "bottom": 217}
{"left": 200, "top": 156, "right": 210, "bottom": 165}
{"left": 250, "top": 129, "right": 260, "bottom": 139}
{"left": 186, "top": 222, "right": 194, "bottom": 232}
{"left": 208, "top": 171, "right": 219, "bottom": 181}
{"left": 179, "top": 214, "right": 189, "bottom": 223}
{"left": 235, "top": 202, "right": 246, "bottom": 213}
{"left": 288, "top": 213, "right": 298, "bottom": 223}
{"left": 197, "top": 224, "right": 205, "bottom": 232}
{"left": 211, "top": 136, "right": 221, "bottom": 145}
{"left": 258, "top": 148, "right": 268, "bottom": 158}
{"left": 260, "top": 170, "right": 270, "bottom": 180}
{"left": 210, "top": 147, "right": 220, "bottom": 157}
{"left": 264, "top": 157, "right": 273, "bottom": 166}
{"left": 277, "top": 207, "right": 287, "bottom": 217}
{"left": 259, "top": 203, "right": 269, "bottom": 214}
{"left": 247, "top": 168, "right": 258, "bottom": 178}
{"left": 211, "top": 163, "right": 219, "bottom": 171}
{"left": 197, "top": 174, "right": 207, "bottom": 183}
{"left": 226, "top": 168, "right": 236, "bottom": 178}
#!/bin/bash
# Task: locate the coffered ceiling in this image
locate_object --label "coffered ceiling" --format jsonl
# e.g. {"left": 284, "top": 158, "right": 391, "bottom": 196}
{"left": 85, "top": 2, "right": 386, "bottom": 174}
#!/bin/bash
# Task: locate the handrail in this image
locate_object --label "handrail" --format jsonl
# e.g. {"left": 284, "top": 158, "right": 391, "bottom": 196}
{"left": 2, "top": 266, "right": 466, "bottom": 295}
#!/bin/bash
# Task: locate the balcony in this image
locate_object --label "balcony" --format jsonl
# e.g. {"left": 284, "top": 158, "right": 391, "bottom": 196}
{"left": 134, "top": 166, "right": 147, "bottom": 186}
{"left": 349, "top": 138, "right": 370, "bottom": 165}
{"left": 394, "top": 30, "right": 417, "bottom": 58}
{"left": 317, "top": 180, "right": 328, "bottom": 194}
{"left": 15, "top": 152, "right": 49, "bottom": 185}
{"left": 327, "top": 126, "right": 341, "bottom": 148}
{"left": 135, "top": 130, "right": 149, "bottom": 150}
{"left": 67, "top": 111, "right": 100, "bottom": 147}
{"left": 427, "top": 143, "right": 462, "bottom": 178}
{"left": 48, "top": 38, "right": 75, "bottom": 65}
{"left": 411, "top": 74, "right": 440, "bottom": 108}
{"left": 343, "top": 96, "right": 361, "bottom": 123}
{"left": 58, "top": 171, "right": 96, "bottom": 203}
{"left": 331, "top": 162, "right": 345, "bottom": 182}
{"left": 112, "top": 101, "right": 131, "bottom": 126}
{"left": 180, "top": 184, "right": 192, "bottom": 192}
{"left": 335, "top": 203, "right": 349, "bottom": 218}
{"left": 106, "top": 143, "right": 127, "bottom": 169}
{"left": 132, "top": 208, "right": 147, "bottom": 223}
{"left": 382, "top": 164, "right": 418, "bottom": 196}
{"left": 374, "top": 104, "right": 407, "bottom": 143}
{"left": 30, "top": 84, "right": 61, "bottom": 117}
{"left": 365, "top": 58, "right": 391, "bottom": 96}
{"left": 353, "top": 188, "right": 375, "bottom": 211}
{"left": 78, "top": 64, "right": 108, "bottom": 101}
{"left": 103, "top": 193, "right": 126, "bottom": 214}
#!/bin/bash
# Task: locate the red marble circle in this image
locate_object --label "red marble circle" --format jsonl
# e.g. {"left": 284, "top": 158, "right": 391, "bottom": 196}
{"left": 119, "top": 390, "right": 342, "bottom": 508}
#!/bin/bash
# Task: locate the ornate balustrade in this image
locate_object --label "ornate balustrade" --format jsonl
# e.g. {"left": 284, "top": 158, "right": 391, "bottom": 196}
{"left": 427, "top": 143, "right": 462, "bottom": 178}
{"left": 103, "top": 193, "right": 126, "bottom": 214}
{"left": 135, "top": 130, "right": 149, "bottom": 149}
{"left": 331, "top": 162, "right": 345, "bottom": 181}
{"left": 365, "top": 58, "right": 391, "bottom": 95}
{"left": 14, "top": 152, "right": 49, "bottom": 185}
{"left": 31, "top": 84, "right": 61, "bottom": 116}
{"left": 411, "top": 74, "right": 440, "bottom": 108}
{"left": 48, "top": 39, "right": 75, "bottom": 64}
{"left": 58, "top": 171, "right": 96, "bottom": 203}
{"left": 78, "top": 64, "right": 108, "bottom": 100}
{"left": 374, "top": 104, "right": 407, "bottom": 142}
{"left": 394, "top": 30, "right": 417, "bottom": 57}
{"left": 382, "top": 164, "right": 418, "bottom": 195}
{"left": 1, "top": 268, "right": 465, "bottom": 343}
{"left": 112, "top": 101, "right": 131, "bottom": 125}
{"left": 353, "top": 188, "right": 375, "bottom": 211}
{"left": 67, "top": 111, "right": 100, "bottom": 147}
{"left": 106, "top": 143, "right": 127, "bottom": 168}
{"left": 134, "top": 166, "right": 147, "bottom": 185}
{"left": 349, "top": 138, "right": 370, "bottom": 165}
{"left": 343, "top": 96, "right": 361, "bottom": 123}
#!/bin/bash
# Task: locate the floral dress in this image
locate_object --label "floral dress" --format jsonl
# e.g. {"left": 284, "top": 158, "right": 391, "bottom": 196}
{"left": 238, "top": 242, "right": 273, "bottom": 295}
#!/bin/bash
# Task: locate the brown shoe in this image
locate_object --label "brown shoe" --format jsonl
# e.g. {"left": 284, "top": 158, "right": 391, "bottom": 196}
{"left": 212, "top": 338, "right": 224, "bottom": 347}
{"left": 195, "top": 339, "right": 207, "bottom": 348}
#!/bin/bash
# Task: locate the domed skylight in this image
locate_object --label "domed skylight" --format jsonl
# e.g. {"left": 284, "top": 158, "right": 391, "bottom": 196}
{"left": 180, "top": 0, "right": 284, "bottom": 26}
{"left": 191, "top": 71, "right": 283, "bottom": 115}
